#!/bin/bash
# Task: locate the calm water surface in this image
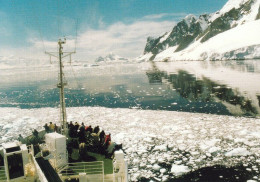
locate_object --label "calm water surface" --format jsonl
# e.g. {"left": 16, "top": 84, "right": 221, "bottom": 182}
{"left": 0, "top": 60, "right": 260, "bottom": 117}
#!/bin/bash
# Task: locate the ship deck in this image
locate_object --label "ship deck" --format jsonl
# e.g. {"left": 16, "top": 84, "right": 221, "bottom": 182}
{"left": 87, "top": 152, "right": 113, "bottom": 174}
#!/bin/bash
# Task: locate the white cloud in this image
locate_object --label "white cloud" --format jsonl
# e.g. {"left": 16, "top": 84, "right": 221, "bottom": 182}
{"left": 143, "top": 13, "right": 188, "bottom": 20}
{"left": 73, "top": 19, "right": 176, "bottom": 61}
{"left": 1, "top": 15, "right": 177, "bottom": 62}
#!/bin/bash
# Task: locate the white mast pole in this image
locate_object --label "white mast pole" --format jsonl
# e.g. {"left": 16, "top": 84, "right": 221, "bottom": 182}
{"left": 58, "top": 38, "right": 67, "bottom": 135}
{"left": 46, "top": 38, "right": 75, "bottom": 137}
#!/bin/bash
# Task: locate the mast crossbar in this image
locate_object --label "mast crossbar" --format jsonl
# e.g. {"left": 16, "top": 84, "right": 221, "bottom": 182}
{"left": 45, "top": 52, "right": 58, "bottom": 58}
{"left": 62, "top": 52, "right": 76, "bottom": 59}
{"left": 45, "top": 38, "right": 75, "bottom": 137}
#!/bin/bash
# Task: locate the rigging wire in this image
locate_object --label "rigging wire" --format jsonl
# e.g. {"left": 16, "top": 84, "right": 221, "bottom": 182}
{"left": 68, "top": 62, "right": 81, "bottom": 89}
{"left": 29, "top": 0, "right": 79, "bottom": 64}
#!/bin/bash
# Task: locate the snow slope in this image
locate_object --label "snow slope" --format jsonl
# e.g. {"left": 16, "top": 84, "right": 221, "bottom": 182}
{"left": 139, "top": 0, "right": 260, "bottom": 61}
{"left": 95, "top": 53, "right": 129, "bottom": 63}
{"left": 210, "top": 0, "right": 260, "bottom": 24}
{"left": 154, "top": 20, "right": 260, "bottom": 61}
{"left": 0, "top": 107, "right": 259, "bottom": 181}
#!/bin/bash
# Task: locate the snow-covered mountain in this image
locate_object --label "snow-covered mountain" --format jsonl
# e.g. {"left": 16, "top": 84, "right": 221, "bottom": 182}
{"left": 138, "top": 0, "right": 260, "bottom": 61}
{"left": 95, "top": 53, "right": 129, "bottom": 63}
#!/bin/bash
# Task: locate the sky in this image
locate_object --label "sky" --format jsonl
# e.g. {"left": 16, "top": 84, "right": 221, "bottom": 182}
{"left": 0, "top": 0, "right": 228, "bottom": 62}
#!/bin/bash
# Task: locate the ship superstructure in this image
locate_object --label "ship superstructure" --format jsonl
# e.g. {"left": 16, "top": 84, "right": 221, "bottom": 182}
{"left": 0, "top": 39, "right": 128, "bottom": 182}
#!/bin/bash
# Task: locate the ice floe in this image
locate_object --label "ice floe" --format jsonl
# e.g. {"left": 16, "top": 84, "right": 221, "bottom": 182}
{"left": 171, "top": 164, "right": 191, "bottom": 176}
{"left": 0, "top": 106, "right": 259, "bottom": 181}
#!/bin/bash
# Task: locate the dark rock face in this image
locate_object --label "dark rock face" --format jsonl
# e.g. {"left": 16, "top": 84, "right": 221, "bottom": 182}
{"left": 200, "top": 0, "right": 255, "bottom": 43}
{"left": 173, "top": 15, "right": 207, "bottom": 52}
{"left": 143, "top": 15, "right": 210, "bottom": 59}
{"left": 200, "top": 8, "right": 239, "bottom": 43}
{"left": 143, "top": 0, "right": 258, "bottom": 61}
{"left": 144, "top": 36, "right": 162, "bottom": 55}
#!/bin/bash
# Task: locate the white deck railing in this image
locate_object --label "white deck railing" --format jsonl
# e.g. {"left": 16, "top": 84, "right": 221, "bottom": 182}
{"left": 58, "top": 161, "right": 105, "bottom": 181}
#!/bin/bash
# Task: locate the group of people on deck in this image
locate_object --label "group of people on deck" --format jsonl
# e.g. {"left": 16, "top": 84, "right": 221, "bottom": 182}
{"left": 43, "top": 122, "right": 59, "bottom": 133}
{"left": 68, "top": 121, "right": 110, "bottom": 145}
{"left": 18, "top": 120, "right": 121, "bottom": 161}
{"left": 18, "top": 129, "right": 41, "bottom": 145}
{"left": 67, "top": 121, "right": 117, "bottom": 160}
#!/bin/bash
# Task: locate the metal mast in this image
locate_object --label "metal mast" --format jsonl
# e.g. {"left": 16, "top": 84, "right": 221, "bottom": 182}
{"left": 46, "top": 38, "right": 75, "bottom": 136}
{"left": 58, "top": 39, "right": 67, "bottom": 135}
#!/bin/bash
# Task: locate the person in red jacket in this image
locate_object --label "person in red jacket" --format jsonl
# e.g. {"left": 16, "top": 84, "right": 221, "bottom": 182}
{"left": 103, "top": 133, "right": 111, "bottom": 149}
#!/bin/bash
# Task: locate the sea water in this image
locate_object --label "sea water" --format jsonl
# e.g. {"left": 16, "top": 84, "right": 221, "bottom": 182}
{"left": 0, "top": 60, "right": 259, "bottom": 117}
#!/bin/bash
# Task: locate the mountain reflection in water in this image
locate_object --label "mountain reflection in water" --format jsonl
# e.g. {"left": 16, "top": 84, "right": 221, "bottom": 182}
{"left": 0, "top": 60, "right": 259, "bottom": 117}
{"left": 147, "top": 69, "right": 258, "bottom": 116}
